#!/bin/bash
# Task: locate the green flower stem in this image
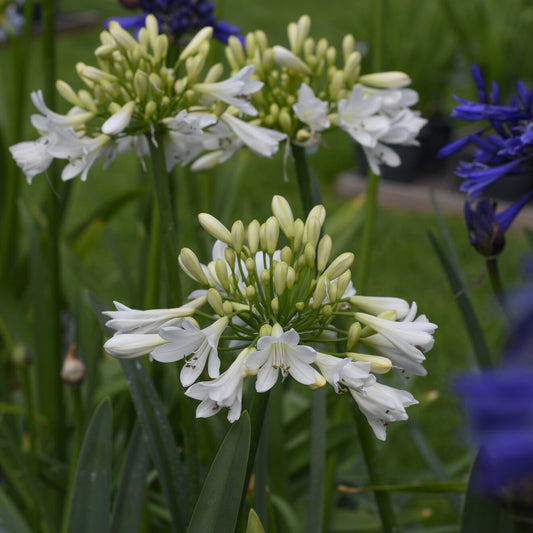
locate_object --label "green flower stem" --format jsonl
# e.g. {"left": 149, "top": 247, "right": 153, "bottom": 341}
{"left": 291, "top": 144, "right": 327, "bottom": 532}
{"left": 486, "top": 257, "right": 507, "bottom": 313}
{"left": 356, "top": 170, "right": 379, "bottom": 293}
{"left": 148, "top": 131, "right": 182, "bottom": 305}
{"left": 352, "top": 405, "right": 399, "bottom": 533}
{"left": 306, "top": 386, "right": 327, "bottom": 533}
{"left": 144, "top": 200, "right": 161, "bottom": 309}
{"left": 291, "top": 143, "right": 321, "bottom": 214}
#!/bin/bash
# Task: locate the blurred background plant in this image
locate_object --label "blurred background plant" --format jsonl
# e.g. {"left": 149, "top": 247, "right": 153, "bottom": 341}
{"left": 1, "top": 0, "right": 532, "bottom": 532}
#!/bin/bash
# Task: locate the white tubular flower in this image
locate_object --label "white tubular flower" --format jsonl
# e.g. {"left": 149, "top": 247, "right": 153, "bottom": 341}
{"left": 220, "top": 113, "right": 287, "bottom": 158}
{"left": 103, "top": 296, "right": 206, "bottom": 335}
{"left": 194, "top": 65, "right": 263, "bottom": 116}
{"left": 151, "top": 317, "right": 229, "bottom": 386}
{"left": 30, "top": 90, "right": 94, "bottom": 127}
{"left": 9, "top": 138, "right": 54, "bottom": 184}
{"left": 337, "top": 85, "right": 389, "bottom": 148}
{"left": 102, "top": 101, "right": 136, "bottom": 135}
{"left": 350, "top": 382, "right": 418, "bottom": 440}
{"left": 104, "top": 333, "right": 168, "bottom": 359}
{"left": 272, "top": 45, "right": 311, "bottom": 74}
{"left": 356, "top": 303, "right": 437, "bottom": 376}
{"left": 186, "top": 347, "right": 251, "bottom": 422}
{"left": 245, "top": 324, "right": 317, "bottom": 392}
{"left": 350, "top": 295, "right": 410, "bottom": 320}
{"left": 361, "top": 142, "right": 401, "bottom": 175}
{"left": 315, "top": 353, "right": 375, "bottom": 394}
{"left": 293, "top": 83, "right": 330, "bottom": 133}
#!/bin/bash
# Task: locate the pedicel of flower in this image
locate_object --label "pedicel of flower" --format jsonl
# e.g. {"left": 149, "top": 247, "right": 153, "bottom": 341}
{"left": 102, "top": 195, "right": 437, "bottom": 439}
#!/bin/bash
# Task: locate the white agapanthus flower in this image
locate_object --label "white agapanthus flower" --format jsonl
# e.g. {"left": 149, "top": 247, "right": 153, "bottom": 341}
{"left": 293, "top": 83, "right": 331, "bottom": 134}
{"left": 103, "top": 195, "right": 437, "bottom": 439}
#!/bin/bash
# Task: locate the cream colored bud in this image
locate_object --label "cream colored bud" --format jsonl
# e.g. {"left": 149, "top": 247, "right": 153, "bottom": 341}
{"left": 56, "top": 80, "right": 83, "bottom": 107}
{"left": 145, "top": 14, "right": 159, "bottom": 40}
{"left": 272, "top": 195, "right": 295, "bottom": 239}
{"left": 312, "top": 276, "right": 327, "bottom": 309}
{"left": 224, "top": 247, "right": 236, "bottom": 268}
{"left": 358, "top": 71, "right": 411, "bottom": 89}
{"left": 207, "top": 288, "right": 225, "bottom": 316}
{"left": 271, "top": 297, "right": 279, "bottom": 315}
{"left": 179, "top": 26, "right": 213, "bottom": 61}
{"left": 144, "top": 100, "right": 157, "bottom": 120}
{"left": 215, "top": 258, "right": 231, "bottom": 291}
{"left": 224, "top": 46, "right": 240, "bottom": 71}
{"left": 323, "top": 252, "right": 354, "bottom": 280}
{"left": 278, "top": 108, "right": 293, "bottom": 135}
{"left": 329, "top": 70, "right": 344, "bottom": 100}
{"left": 262, "top": 48, "right": 274, "bottom": 71}
{"left": 109, "top": 21, "right": 140, "bottom": 50}
{"left": 179, "top": 248, "right": 211, "bottom": 284}
{"left": 273, "top": 261, "right": 288, "bottom": 296}
{"left": 272, "top": 45, "right": 311, "bottom": 74}
{"left": 174, "top": 77, "right": 188, "bottom": 95}
{"left": 303, "top": 37, "right": 315, "bottom": 60}
{"left": 153, "top": 34, "right": 169, "bottom": 64}
{"left": 317, "top": 234, "right": 332, "bottom": 273}
{"left": 344, "top": 51, "right": 362, "bottom": 77}
{"left": 231, "top": 220, "right": 244, "bottom": 253}
{"left": 222, "top": 300, "right": 233, "bottom": 315}
{"left": 248, "top": 219, "right": 260, "bottom": 254}
{"left": 296, "top": 129, "right": 311, "bottom": 143}
{"left": 349, "top": 352, "right": 392, "bottom": 374}
{"left": 246, "top": 285, "right": 256, "bottom": 301}
{"left": 293, "top": 219, "right": 305, "bottom": 251}
{"left": 61, "top": 345, "right": 86, "bottom": 386}
{"left": 185, "top": 55, "right": 205, "bottom": 81}
{"left": 316, "top": 38, "right": 328, "bottom": 59}
{"left": 304, "top": 216, "right": 321, "bottom": 248}
{"left": 198, "top": 213, "right": 233, "bottom": 245}
{"left": 328, "top": 282, "right": 338, "bottom": 303}
{"left": 77, "top": 63, "right": 117, "bottom": 83}
{"left": 286, "top": 266, "right": 296, "bottom": 289}
{"left": 133, "top": 71, "right": 148, "bottom": 100}
{"left": 260, "top": 270, "right": 271, "bottom": 287}
{"left": 378, "top": 309, "right": 397, "bottom": 321}
{"left": 265, "top": 216, "right": 279, "bottom": 255}
{"left": 321, "top": 304, "right": 333, "bottom": 319}
{"left": 95, "top": 43, "right": 117, "bottom": 57}
{"left": 255, "top": 30, "right": 268, "bottom": 50}
{"left": 294, "top": 302, "right": 304, "bottom": 312}
{"left": 304, "top": 242, "right": 316, "bottom": 266}
{"left": 228, "top": 34, "right": 246, "bottom": 65}
{"left": 287, "top": 22, "right": 298, "bottom": 52}
{"left": 245, "top": 257, "right": 256, "bottom": 274}
{"left": 336, "top": 270, "right": 352, "bottom": 299}
{"left": 204, "top": 62, "right": 224, "bottom": 83}
{"left": 342, "top": 34, "right": 355, "bottom": 61}
{"left": 306, "top": 204, "right": 326, "bottom": 226}
{"left": 346, "top": 322, "right": 361, "bottom": 351}
{"left": 280, "top": 246, "right": 292, "bottom": 265}
{"left": 245, "top": 32, "right": 256, "bottom": 56}
{"left": 293, "top": 15, "right": 311, "bottom": 55}
{"left": 259, "top": 323, "right": 272, "bottom": 337}
{"left": 326, "top": 46, "right": 336, "bottom": 65}
{"left": 309, "top": 369, "right": 327, "bottom": 390}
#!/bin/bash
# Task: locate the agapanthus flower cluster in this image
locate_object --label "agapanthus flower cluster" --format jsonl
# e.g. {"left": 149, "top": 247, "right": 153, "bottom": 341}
{"left": 210, "top": 15, "right": 426, "bottom": 174}
{"left": 439, "top": 65, "right": 533, "bottom": 253}
{"left": 456, "top": 264, "right": 533, "bottom": 500}
{"left": 10, "top": 15, "right": 285, "bottom": 183}
{"left": 113, "top": 0, "right": 242, "bottom": 44}
{"left": 103, "top": 195, "right": 437, "bottom": 440}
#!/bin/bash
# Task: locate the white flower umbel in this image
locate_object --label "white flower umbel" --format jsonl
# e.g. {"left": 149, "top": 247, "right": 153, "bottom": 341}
{"left": 186, "top": 347, "right": 252, "bottom": 422}
{"left": 245, "top": 324, "right": 317, "bottom": 392}
{"left": 104, "top": 295, "right": 207, "bottom": 335}
{"left": 104, "top": 333, "right": 168, "bottom": 359}
{"left": 151, "top": 317, "right": 229, "bottom": 386}
{"left": 350, "top": 382, "right": 418, "bottom": 440}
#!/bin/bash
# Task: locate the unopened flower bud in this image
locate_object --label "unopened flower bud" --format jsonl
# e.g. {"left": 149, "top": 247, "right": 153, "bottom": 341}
{"left": 280, "top": 246, "right": 292, "bottom": 265}
{"left": 326, "top": 46, "right": 336, "bottom": 65}
{"left": 248, "top": 219, "right": 260, "bottom": 254}
{"left": 199, "top": 213, "right": 233, "bottom": 245}
{"left": 309, "top": 369, "right": 327, "bottom": 390}
{"left": 179, "top": 26, "right": 213, "bottom": 61}
{"left": 346, "top": 322, "right": 361, "bottom": 351}
{"left": 265, "top": 216, "right": 279, "bottom": 255}
{"left": 61, "top": 345, "right": 86, "bottom": 386}
{"left": 293, "top": 219, "right": 305, "bottom": 251}
{"left": 304, "top": 216, "right": 321, "bottom": 249}
{"left": 56, "top": 80, "right": 83, "bottom": 107}
{"left": 245, "top": 257, "right": 255, "bottom": 273}
{"left": 272, "top": 195, "right": 295, "bottom": 238}
{"left": 246, "top": 285, "right": 256, "bottom": 301}
{"left": 272, "top": 45, "right": 311, "bottom": 74}
{"left": 259, "top": 323, "right": 272, "bottom": 337}
{"left": 278, "top": 108, "right": 293, "bottom": 134}
{"left": 286, "top": 266, "right": 296, "bottom": 289}
{"left": 273, "top": 262, "right": 288, "bottom": 296}
{"left": 215, "top": 258, "right": 231, "bottom": 291}
{"left": 207, "top": 288, "right": 225, "bottom": 316}
{"left": 179, "top": 248, "right": 211, "bottom": 284}
{"left": 317, "top": 234, "right": 332, "bottom": 273}
{"left": 348, "top": 352, "right": 392, "bottom": 374}
{"left": 336, "top": 270, "right": 352, "bottom": 299}
{"left": 230, "top": 220, "right": 244, "bottom": 254}
{"left": 323, "top": 252, "right": 354, "bottom": 280}
{"left": 224, "top": 246, "right": 236, "bottom": 268}
{"left": 304, "top": 242, "right": 316, "bottom": 266}
{"left": 329, "top": 70, "right": 344, "bottom": 100}
{"left": 102, "top": 101, "right": 136, "bottom": 135}
{"left": 153, "top": 34, "right": 168, "bottom": 64}
{"left": 271, "top": 297, "right": 279, "bottom": 315}
{"left": 312, "top": 276, "right": 327, "bottom": 309}
{"left": 359, "top": 71, "right": 411, "bottom": 89}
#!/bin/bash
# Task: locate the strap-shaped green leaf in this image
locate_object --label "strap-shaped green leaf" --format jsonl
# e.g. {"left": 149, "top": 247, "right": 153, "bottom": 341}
{"left": 187, "top": 411, "right": 251, "bottom": 533}
{"left": 111, "top": 423, "right": 150, "bottom": 533}
{"left": 66, "top": 398, "right": 112, "bottom": 533}
{"left": 0, "top": 488, "right": 31, "bottom": 533}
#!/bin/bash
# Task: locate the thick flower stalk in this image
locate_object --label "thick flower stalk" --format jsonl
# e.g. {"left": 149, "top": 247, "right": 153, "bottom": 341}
{"left": 10, "top": 14, "right": 285, "bottom": 183}
{"left": 216, "top": 15, "right": 426, "bottom": 174}
{"left": 103, "top": 195, "right": 437, "bottom": 439}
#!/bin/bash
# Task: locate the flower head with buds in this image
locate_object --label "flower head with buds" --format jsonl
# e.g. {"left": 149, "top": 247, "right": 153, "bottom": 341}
{"left": 103, "top": 195, "right": 437, "bottom": 439}
{"left": 10, "top": 15, "right": 285, "bottom": 183}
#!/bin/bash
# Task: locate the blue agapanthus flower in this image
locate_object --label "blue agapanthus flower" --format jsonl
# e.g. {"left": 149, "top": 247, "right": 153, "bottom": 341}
{"left": 438, "top": 64, "right": 533, "bottom": 200}
{"left": 110, "top": 0, "right": 242, "bottom": 44}
{"left": 456, "top": 265, "right": 533, "bottom": 498}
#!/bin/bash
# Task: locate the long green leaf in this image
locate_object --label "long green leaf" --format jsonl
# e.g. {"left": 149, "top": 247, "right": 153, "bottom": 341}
{"left": 111, "top": 423, "right": 150, "bottom": 533}
{"left": 66, "top": 398, "right": 112, "bottom": 533}
{"left": 90, "top": 291, "right": 187, "bottom": 532}
{"left": 0, "top": 488, "right": 31, "bottom": 533}
{"left": 428, "top": 231, "right": 493, "bottom": 368}
{"left": 187, "top": 411, "right": 251, "bottom": 533}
